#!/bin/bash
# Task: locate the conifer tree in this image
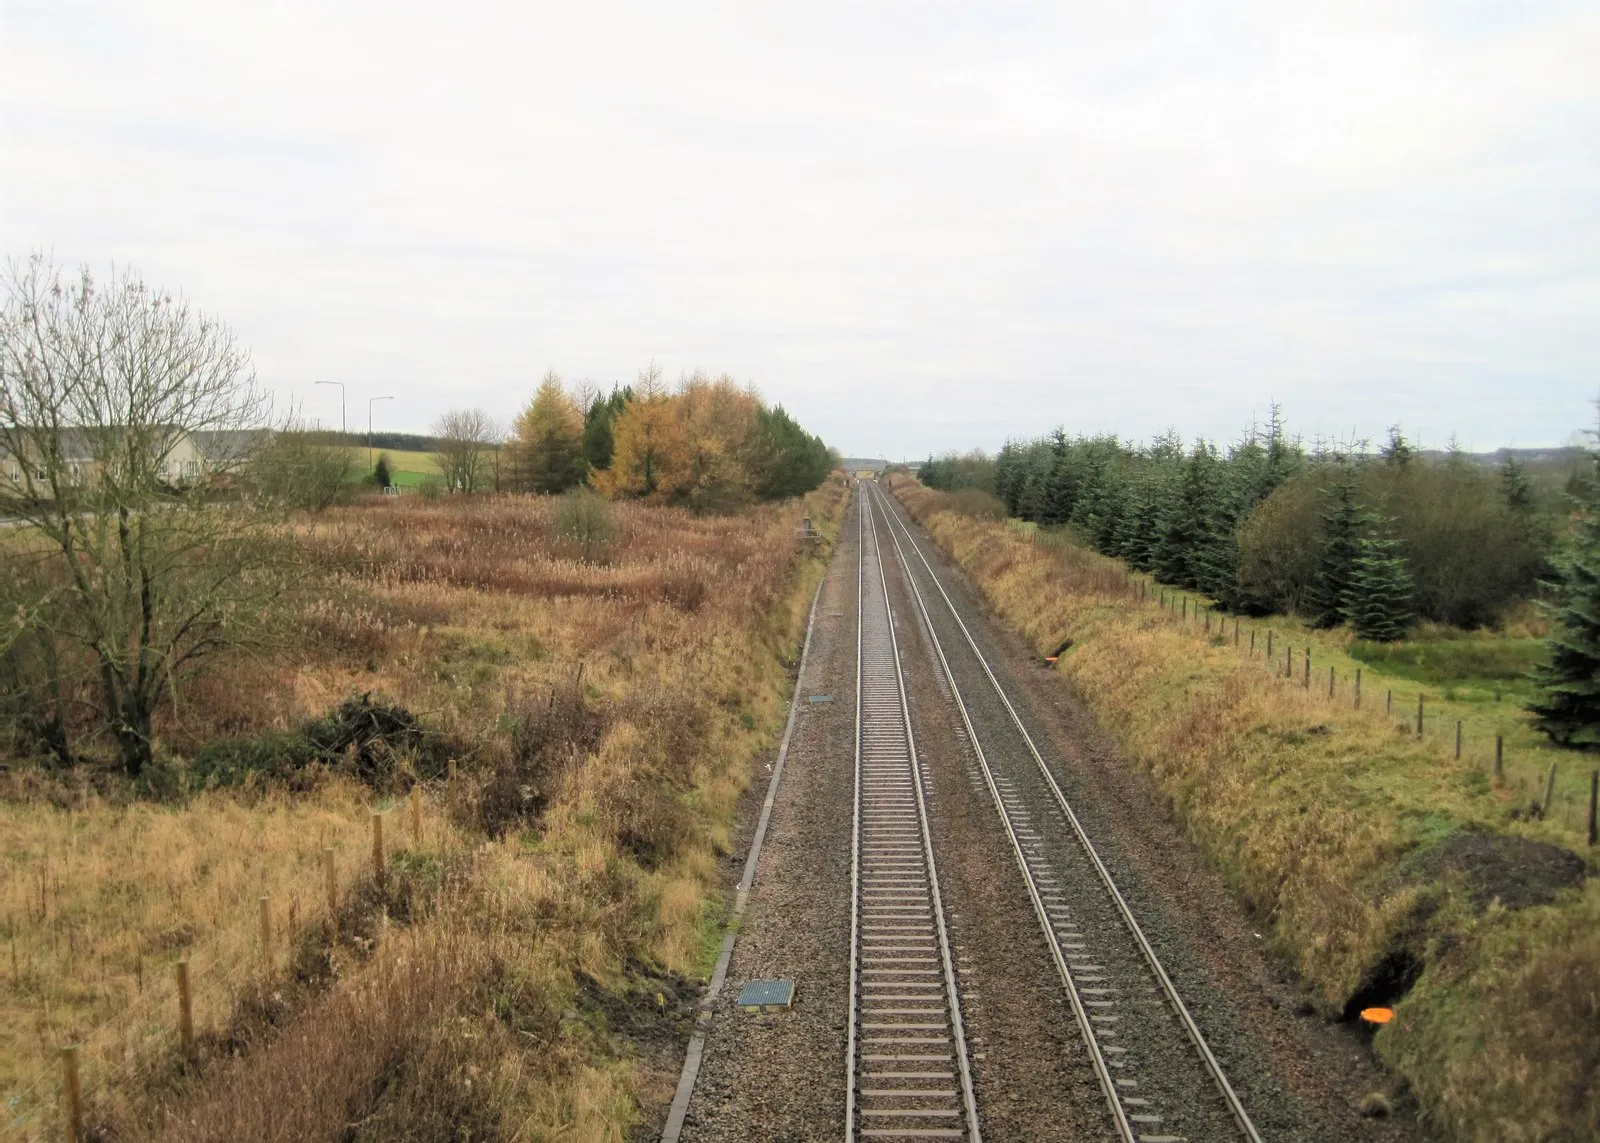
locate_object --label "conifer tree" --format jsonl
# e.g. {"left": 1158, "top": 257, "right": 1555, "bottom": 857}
{"left": 1500, "top": 454, "right": 1534, "bottom": 514}
{"left": 1528, "top": 452, "right": 1600, "bottom": 748}
{"left": 1340, "top": 516, "right": 1414, "bottom": 641}
{"left": 581, "top": 386, "right": 631, "bottom": 473}
{"left": 1153, "top": 442, "right": 1219, "bottom": 589}
{"left": 1305, "top": 465, "right": 1360, "bottom": 627}
{"left": 513, "top": 372, "right": 586, "bottom": 493}
{"left": 1381, "top": 425, "right": 1415, "bottom": 467}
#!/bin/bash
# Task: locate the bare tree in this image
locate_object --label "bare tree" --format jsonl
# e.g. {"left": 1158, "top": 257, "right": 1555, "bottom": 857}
{"left": 484, "top": 416, "right": 511, "bottom": 493}
{"left": 432, "top": 407, "right": 495, "bottom": 494}
{"left": 251, "top": 416, "right": 358, "bottom": 511}
{"left": 0, "top": 253, "right": 284, "bottom": 776}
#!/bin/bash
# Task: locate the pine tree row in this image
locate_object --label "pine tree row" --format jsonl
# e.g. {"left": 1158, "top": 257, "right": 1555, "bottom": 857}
{"left": 935, "top": 413, "right": 1550, "bottom": 639}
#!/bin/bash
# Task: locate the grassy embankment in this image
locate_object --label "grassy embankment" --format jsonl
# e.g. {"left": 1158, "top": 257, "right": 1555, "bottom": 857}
{"left": 2, "top": 478, "right": 847, "bottom": 1141}
{"left": 887, "top": 473, "right": 1597, "bottom": 1143}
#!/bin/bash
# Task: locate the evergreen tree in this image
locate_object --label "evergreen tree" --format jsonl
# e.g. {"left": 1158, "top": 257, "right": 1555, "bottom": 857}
{"left": 514, "top": 373, "right": 587, "bottom": 493}
{"left": 1115, "top": 472, "right": 1163, "bottom": 571}
{"left": 1153, "top": 442, "right": 1219, "bottom": 589}
{"left": 1381, "top": 425, "right": 1415, "bottom": 467}
{"left": 1500, "top": 454, "right": 1535, "bottom": 514}
{"left": 1016, "top": 443, "right": 1054, "bottom": 522}
{"left": 1528, "top": 453, "right": 1600, "bottom": 748}
{"left": 1038, "top": 431, "right": 1077, "bottom": 525}
{"left": 993, "top": 442, "right": 1028, "bottom": 515}
{"left": 1304, "top": 465, "right": 1360, "bottom": 627}
{"left": 1340, "top": 517, "right": 1415, "bottom": 641}
{"left": 581, "top": 386, "right": 631, "bottom": 473}
{"left": 373, "top": 453, "right": 392, "bottom": 489}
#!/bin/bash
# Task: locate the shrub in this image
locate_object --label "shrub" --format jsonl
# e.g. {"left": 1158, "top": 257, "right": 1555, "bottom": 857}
{"left": 191, "top": 695, "right": 440, "bottom": 792}
{"left": 552, "top": 486, "right": 617, "bottom": 562}
{"left": 948, "top": 488, "right": 1007, "bottom": 521}
{"left": 477, "top": 678, "right": 609, "bottom": 837}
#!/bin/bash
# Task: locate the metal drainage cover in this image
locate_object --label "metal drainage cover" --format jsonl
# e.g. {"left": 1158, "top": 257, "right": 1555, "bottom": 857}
{"left": 807, "top": 694, "right": 833, "bottom": 704}
{"left": 736, "top": 979, "right": 795, "bottom": 1012}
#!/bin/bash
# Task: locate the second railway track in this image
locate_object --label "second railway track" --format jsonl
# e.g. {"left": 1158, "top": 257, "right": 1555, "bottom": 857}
{"left": 863, "top": 481, "right": 1264, "bottom": 1143}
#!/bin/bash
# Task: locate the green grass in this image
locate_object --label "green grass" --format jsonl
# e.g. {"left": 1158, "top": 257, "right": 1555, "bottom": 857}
{"left": 336, "top": 447, "right": 445, "bottom": 489}
{"left": 1137, "top": 577, "right": 1594, "bottom": 832}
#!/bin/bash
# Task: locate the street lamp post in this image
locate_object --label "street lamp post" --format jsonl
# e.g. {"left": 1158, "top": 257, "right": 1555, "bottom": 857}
{"left": 368, "top": 395, "right": 393, "bottom": 478}
{"left": 314, "top": 381, "right": 346, "bottom": 434}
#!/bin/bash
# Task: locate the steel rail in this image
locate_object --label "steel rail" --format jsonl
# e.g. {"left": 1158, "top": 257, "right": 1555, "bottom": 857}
{"left": 845, "top": 483, "right": 863, "bottom": 1140}
{"left": 846, "top": 488, "right": 981, "bottom": 1142}
{"left": 870, "top": 481, "right": 1264, "bottom": 1143}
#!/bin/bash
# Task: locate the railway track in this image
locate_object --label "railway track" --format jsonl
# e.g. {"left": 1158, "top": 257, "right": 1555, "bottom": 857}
{"left": 846, "top": 492, "right": 981, "bottom": 1141}
{"left": 863, "top": 481, "right": 1264, "bottom": 1143}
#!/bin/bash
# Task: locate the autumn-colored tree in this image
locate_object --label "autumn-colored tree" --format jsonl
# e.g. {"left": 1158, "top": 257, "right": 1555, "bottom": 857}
{"left": 592, "top": 365, "right": 689, "bottom": 501}
{"left": 678, "top": 372, "right": 761, "bottom": 512}
{"left": 512, "top": 371, "right": 586, "bottom": 494}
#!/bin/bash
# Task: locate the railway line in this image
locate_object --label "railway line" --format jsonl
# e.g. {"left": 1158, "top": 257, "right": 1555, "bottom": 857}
{"left": 849, "top": 480, "right": 1264, "bottom": 1143}
{"left": 846, "top": 491, "right": 981, "bottom": 1140}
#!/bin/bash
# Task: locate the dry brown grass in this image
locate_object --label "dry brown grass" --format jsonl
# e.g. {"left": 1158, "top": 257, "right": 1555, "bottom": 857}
{"left": 2, "top": 478, "right": 848, "bottom": 1141}
{"left": 889, "top": 474, "right": 1599, "bottom": 1143}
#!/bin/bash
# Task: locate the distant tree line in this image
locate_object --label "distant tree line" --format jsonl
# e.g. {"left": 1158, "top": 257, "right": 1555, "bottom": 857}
{"left": 322, "top": 430, "right": 439, "bottom": 453}
{"left": 428, "top": 363, "right": 833, "bottom": 510}
{"left": 921, "top": 410, "right": 1559, "bottom": 639}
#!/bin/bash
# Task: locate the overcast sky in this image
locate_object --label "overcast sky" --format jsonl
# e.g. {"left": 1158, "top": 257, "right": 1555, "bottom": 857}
{"left": 3, "top": 1, "right": 1597, "bottom": 458}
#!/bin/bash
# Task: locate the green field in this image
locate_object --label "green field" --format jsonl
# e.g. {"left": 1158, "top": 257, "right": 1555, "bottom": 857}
{"left": 344, "top": 447, "right": 444, "bottom": 489}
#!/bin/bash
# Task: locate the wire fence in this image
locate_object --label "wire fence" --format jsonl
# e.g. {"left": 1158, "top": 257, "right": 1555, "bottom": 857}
{"left": 1119, "top": 571, "right": 1600, "bottom": 847}
{"left": 4, "top": 785, "right": 452, "bottom": 1142}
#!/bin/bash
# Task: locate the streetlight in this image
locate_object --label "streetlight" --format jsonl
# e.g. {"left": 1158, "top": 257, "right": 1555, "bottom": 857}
{"left": 315, "top": 381, "right": 346, "bottom": 434}
{"left": 368, "top": 395, "right": 393, "bottom": 476}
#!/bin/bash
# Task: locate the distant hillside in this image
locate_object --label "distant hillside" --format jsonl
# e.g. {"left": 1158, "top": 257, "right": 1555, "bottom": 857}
{"left": 1419, "top": 446, "right": 1586, "bottom": 467}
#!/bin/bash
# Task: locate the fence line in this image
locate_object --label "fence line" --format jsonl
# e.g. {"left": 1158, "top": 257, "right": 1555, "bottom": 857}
{"left": 1110, "top": 569, "right": 1598, "bottom": 844}
{"left": 6, "top": 784, "right": 448, "bottom": 1142}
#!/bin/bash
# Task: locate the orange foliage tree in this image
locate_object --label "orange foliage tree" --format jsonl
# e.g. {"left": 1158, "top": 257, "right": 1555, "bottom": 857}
{"left": 591, "top": 367, "right": 690, "bottom": 501}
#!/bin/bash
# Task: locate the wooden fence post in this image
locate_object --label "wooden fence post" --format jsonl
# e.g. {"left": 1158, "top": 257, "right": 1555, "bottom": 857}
{"left": 1266, "top": 630, "right": 1272, "bottom": 659}
{"left": 372, "top": 811, "right": 386, "bottom": 881}
{"left": 1328, "top": 667, "right": 1335, "bottom": 698}
{"left": 1354, "top": 668, "right": 1361, "bottom": 709}
{"left": 1249, "top": 629, "right": 1256, "bottom": 655}
{"left": 1416, "top": 696, "right": 1424, "bottom": 737}
{"left": 1205, "top": 609, "right": 1211, "bottom": 635}
{"left": 1385, "top": 689, "right": 1392, "bottom": 715}
{"left": 1541, "top": 762, "right": 1558, "bottom": 819}
{"left": 1588, "top": 770, "right": 1597, "bottom": 846}
{"left": 60, "top": 1045, "right": 82, "bottom": 1142}
{"left": 259, "top": 896, "right": 271, "bottom": 967}
{"left": 1303, "top": 648, "right": 1311, "bottom": 688}
{"left": 1493, "top": 736, "right": 1504, "bottom": 782}
{"left": 177, "top": 959, "right": 195, "bottom": 1058}
{"left": 1455, "top": 721, "right": 1462, "bottom": 760}
{"left": 1285, "top": 645, "right": 1292, "bottom": 678}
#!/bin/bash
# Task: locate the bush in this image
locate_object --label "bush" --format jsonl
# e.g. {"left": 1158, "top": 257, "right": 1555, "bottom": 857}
{"left": 948, "top": 488, "right": 1007, "bottom": 521}
{"left": 191, "top": 694, "right": 440, "bottom": 792}
{"left": 553, "top": 486, "right": 617, "bottom": 562}
{"left": 1236, "top": 474, "right": 1323, "bottom": 614}
{"left": 477, "top": 678, "right": 608, "bottom": 837}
